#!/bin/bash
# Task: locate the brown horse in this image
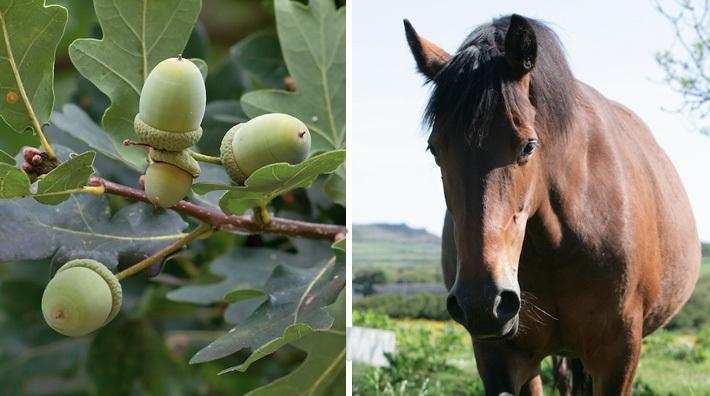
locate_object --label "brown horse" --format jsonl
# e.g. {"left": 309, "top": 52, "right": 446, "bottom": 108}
{"left": 405, "top": 14, "right": 700, "bottom": 395}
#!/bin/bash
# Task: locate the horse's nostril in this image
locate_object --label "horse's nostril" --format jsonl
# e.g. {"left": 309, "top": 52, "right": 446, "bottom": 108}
{"left": 495, "top": 290, "right": 521, "bottom": 322}
{"left": 446, "top": 293, "right": 465, "bottom": 324}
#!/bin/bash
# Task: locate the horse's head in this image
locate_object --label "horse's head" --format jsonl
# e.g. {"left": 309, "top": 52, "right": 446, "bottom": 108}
{"left": 405, "top": 15, "right": 567, "bottom": 340}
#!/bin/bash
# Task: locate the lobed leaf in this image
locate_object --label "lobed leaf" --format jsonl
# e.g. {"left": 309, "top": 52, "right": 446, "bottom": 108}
{"left": 230, "top": 30, "right": 287, "bottom": 90}
{"left": 241, "top": 0, "right": 345, "bottom": 153}
{"left": 193, "top": 150, "right": 345, "bottom": 215}
{"left": 166, "top": 247, "right": 282, "bottom": 311}
{"left": 0, "top": 194, "right": 187, "bottom": 270}
{"left": 69, "top": 0, "right": 202, "bottom": 170}
{"left": 0, "top": 163, "right": 29, "bottom": 198}
{"left": 34, "top": 151, "right": 95, "bottom": 205}
{"left": 324, "top": 167, "right": 345, "bottom": 207}
{"left": 0, "top": 0, "right": 67, "bottom": 133}
{"left": 189, "top": 249, "right": 344, "bottom": 365}
{"left": 167, "top": 240, "right": 333, "bottom": 324}
{"left": 88, "top": 319, "right": 188, "bottom": 396}
{"left": 52, "top": 104, "right": 143, "bottom": 171}
{"left": 242, "top": 291, "right": 345, "bottom": 395}
{"left": 0, "top": 148, "right": 14, "bottom": 164}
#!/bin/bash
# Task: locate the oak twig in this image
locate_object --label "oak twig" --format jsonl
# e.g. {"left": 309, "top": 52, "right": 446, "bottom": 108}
{"left": 115, "top": 223, "right": 212, "bottom": 280}
{"left": 188, "top": 150, "right": 222, "bottom": 165}
{"left": 90, "top": 176, "right": 346, "bottom": 240}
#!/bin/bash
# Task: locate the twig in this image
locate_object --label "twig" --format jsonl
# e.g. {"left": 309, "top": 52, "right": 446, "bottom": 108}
{"left": 90, "top": 176, "right": 346, "bottom": 240}
{"left": 188, "top": 150, "right": 222, "bottom": 165}
{"left": 115, "top": 222, "right": 212, "bottom": 280}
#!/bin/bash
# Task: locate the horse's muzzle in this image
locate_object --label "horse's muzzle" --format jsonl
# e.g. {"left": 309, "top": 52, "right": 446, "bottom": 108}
{"left": 446, "top": 285, "right": 521, "bottom": 339}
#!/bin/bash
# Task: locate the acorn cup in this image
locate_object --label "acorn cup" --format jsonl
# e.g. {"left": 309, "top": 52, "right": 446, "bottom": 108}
{"left": 41, "top": 259, "right": 122, "bottom": 337}
{"left": 220, "top": 113, "right": 312, "bottom": 184}
{"left": 134, "top": 56, "right": 207, "bottom": 207}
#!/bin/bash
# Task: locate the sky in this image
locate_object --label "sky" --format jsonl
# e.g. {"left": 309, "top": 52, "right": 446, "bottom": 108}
{"left": 351, "top": 0, "right": 710, "bottom": 242}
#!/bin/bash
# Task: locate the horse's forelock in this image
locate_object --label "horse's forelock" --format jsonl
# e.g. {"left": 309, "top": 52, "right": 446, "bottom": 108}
{"left": 424, "top": 15, "right": 576, "bottom": 146}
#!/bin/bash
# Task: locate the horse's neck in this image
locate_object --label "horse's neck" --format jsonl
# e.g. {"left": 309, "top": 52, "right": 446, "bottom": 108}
{"left": 526, "top": 81, "right": 626, "bottom": 260}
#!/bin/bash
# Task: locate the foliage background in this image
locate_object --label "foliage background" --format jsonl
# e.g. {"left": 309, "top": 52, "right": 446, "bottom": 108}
{"left": 0, "top": 0, "right": 345, "bottom": 394}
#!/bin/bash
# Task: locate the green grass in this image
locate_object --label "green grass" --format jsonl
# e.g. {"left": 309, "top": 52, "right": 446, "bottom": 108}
{"left": 352, "top": 224, "right": 441, "bottom": 284}
{"left": 353, "top": 240, "right": 440, "bottom": 269}
{"left": 353, "top": 313, "right": 710, "bottom": 395}
{"left": 701, "top": 256, "right": 710, "bottom": 275}
{"left": 635, "top": 330, "right": 710, "bottom": 395}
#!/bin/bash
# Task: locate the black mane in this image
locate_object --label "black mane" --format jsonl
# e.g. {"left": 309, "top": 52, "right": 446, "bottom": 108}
{"left": 424, "top": 15, "right": 577, "bottom": 145}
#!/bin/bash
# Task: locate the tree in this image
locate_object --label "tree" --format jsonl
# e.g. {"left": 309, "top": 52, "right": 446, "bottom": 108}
{"left": 656, "top": 0, "right": 710, "bottom": 130}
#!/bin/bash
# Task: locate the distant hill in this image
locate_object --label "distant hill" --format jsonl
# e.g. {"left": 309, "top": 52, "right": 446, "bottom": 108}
{"left": 352, "top": 224, "right": 710, "bottom": 282}
{"left": 352, "top": 223, "right": 440, "bottom": 244}
{"left": 353, "top": 223, "right": 442, "bottom": 283}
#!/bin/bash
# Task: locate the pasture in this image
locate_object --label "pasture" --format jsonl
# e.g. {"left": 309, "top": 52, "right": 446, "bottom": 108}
{"left": 353, "top": 224, "right": 710, "bottom": 394}
{"left": 352, "top": 313, "right": 710, "bottom": 395}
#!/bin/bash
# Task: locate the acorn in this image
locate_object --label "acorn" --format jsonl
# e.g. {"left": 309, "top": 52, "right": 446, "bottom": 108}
{"left": 41, "top": 259, "right": 122, "bottom": 337}
{"left": 220, "top": 113, "right": 311, "bottom": 183}
{"left": 144, "top": 149, "right": 200, "bottom": 208}
{"left": 134, "top": 56, "right": 206, "bottom": 207}
{"left": 134, "top": 56, "right": 206, "bottom": 151}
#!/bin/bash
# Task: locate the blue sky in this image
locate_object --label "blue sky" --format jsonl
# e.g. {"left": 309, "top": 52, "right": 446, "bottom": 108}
{"left": 351, "top": 0, "right": 710, "bottom": 242}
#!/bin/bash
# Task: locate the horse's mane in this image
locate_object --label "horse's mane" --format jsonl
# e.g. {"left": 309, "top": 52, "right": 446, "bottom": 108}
{"left": 424, "top": 15, "right": 576, "bottom": 145}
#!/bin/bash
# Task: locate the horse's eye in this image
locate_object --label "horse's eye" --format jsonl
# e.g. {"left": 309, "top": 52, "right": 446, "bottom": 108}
{"left": 519, "top": 139, "right": 538, "bottom": 161}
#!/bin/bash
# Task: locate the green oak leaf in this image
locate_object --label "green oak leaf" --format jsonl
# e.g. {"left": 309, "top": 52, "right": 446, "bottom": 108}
{"left": 224, "top": 289, "right": 265, "bottom": 303}
{"left": 206, "top": 30, "right": 285, "bottom": 101}
{"left": 88, "top": 318, "right": 188, "bottom": 396}
{"left": 34, "top": 151, "right": 95, "bottom": 205}
{"left": 0, "top": 148, "right": 14, "bottom": 164}
{"left": 0, "top": 193, "right": 187, "bottom": 271}
{"left": 0, "top": 335, "right": 87, "bottom": 393}
{"left": 242, "top": 291, "right": 346, "bottom": 395}
{"left": 229, "top": 30, "right": 286, "bottom": 90}
{"left": 0, "top": 0, "right": 67, "bottom": 133}
{"left": 189, "top": 253, "right": 344, "bottom": 365}
{"left": 167, "top": 247, "right": 283, "bottom": 306}
{"left": 332, "top": 238, "right": 345, "bottom": 265}
{"left": 240, "top": 0, "right": 345, "bottom": 153}
{"left": 193, "top": 150, "right": 345, "bottom": 215}
{"left": 167, "top": 240, "right": 333, "bottom": 324}
{"left": 324, "top": 166, "right": 345, "bottom": 207}
{"left": 52, "top": 104, "right": 143, "bottom": 172}
{"left": 0, "top": 163, "right": 30, "bottom": 198}
{"left": 69, "top": 0, "right": 202, "bottom": 169}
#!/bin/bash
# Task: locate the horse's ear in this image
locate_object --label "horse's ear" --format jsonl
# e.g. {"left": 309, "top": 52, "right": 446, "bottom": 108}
{"left": 404, "top": 19, "right": 450, "bottom": 81}
{"left": 504, "top": 14, "right": 537, "bottom": 78}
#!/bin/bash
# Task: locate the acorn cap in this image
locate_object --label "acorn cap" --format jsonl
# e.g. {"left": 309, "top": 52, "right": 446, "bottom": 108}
{"left": 134, "top": 114, "right": 202, "bottom": 151}
{"left": 57, "top": 259, "right": 122, "bottom": 325}
{"left": 149, "top": 149, "right": 201, "bottom": 178}
{"left": 219, "top": 124, "right": 248, "bottom": 183}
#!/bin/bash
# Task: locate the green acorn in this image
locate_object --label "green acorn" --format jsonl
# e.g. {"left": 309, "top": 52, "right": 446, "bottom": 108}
{"left": 41, "top": 259, "right": 122, "bottom": 337}
{"left": 220, "top": 113, "right": 311, "bottom": 183}
{"left": 144, "top": 149, "right": 200, "bottom": 208}
{"left": 134, "top": 56, "right": 206, "bottom": 151}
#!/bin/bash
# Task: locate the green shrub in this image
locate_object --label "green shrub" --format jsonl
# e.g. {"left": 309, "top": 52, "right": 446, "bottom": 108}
{"left": 665, "top": 273, "right": 710, "bottom": 330}
{"left": 354, "top": 292, "right": 450, "bottom": 320}
{"left": 352, "top": 317, "right": 483, "bottom": 395}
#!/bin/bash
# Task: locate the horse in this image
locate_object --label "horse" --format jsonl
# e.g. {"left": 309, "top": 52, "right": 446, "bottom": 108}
{"left": 404, "top": 14, "right": 700, "bottom": 395}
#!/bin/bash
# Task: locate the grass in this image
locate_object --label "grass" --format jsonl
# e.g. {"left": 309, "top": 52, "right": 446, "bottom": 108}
{"left": 353, "top": 314, "right": 710, "bottom": 395}
{"left": 701, "top": 256, "right": 710, "bottom": 275}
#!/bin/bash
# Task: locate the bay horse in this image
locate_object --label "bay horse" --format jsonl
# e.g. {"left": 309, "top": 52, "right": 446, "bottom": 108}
{"left": 404, "top": 14, "right": 700, "bottom": 395}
